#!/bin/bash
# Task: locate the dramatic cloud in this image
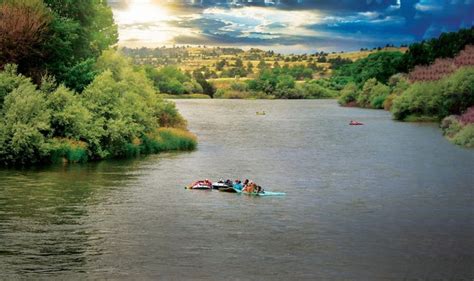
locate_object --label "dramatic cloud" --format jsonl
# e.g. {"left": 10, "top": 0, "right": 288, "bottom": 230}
{"left": 108, "top": 0, "right": 473, "bottom": 52}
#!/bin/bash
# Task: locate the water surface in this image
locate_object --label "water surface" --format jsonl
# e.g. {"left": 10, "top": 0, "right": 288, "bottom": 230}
{"left": 1, "top": 100, "right": 473, "bottom": 280}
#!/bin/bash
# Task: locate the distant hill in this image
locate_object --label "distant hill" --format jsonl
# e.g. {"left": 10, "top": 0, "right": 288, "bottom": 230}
{"left": 121, "top": 45, "right": 406, "bottom": 79}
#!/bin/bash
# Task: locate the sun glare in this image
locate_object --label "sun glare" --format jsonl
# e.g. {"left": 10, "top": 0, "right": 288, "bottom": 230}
{"left": 114, "top": 0, "right": 176, "bottom": 46}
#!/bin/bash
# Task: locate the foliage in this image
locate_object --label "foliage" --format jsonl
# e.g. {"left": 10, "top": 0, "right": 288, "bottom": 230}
{"left": 0, "top": 51, "right": 194, "bottom": 166}
{"left": 62, "top": 58, "right": 98, "bottom": 92}
{"left": 328, "top": 56, "right": 352, "bottom": 69}
{"left": 193, "top": 71, "right": 215, "bottom": 97}
{"left": 47, "top": 85, "right": 91, "bottom": 139}
{"left": 47, "top": 138, "right": 88, "bottom": 163}
{"left": 300, "top": 80, "right": 336, "bottom": 99}
{"left": 459, "top": 107, "right": 474, "bottom": 125}
{"left": 452, "top": 124, "right": 474, "bottom": 148}
{"left": 148, "top": 66, "right": 185, "bottom": 94}
{"left": 383, "top": 74, "right": 410, "bottom": 110}
{"left": 229, "top": 81, "right": 249, "bottom": 92}
{"left": 353, "top": 78, "right": 390, "bottom": 109}
{"left": 139, "top": 128, "right": 197, "bottom": 154}
{"left": 391, "top": 67, "right": 474, "bottom": 121}
{"left": 338, "top": 83, "right": 358, "bottom": 106}
{"left": 0, "top": 0, "right": 118, "bottom": 90}
{"left": 334, "top": 51, "right": 405, "bottom": 85}
{"left": 42, "top": 0, "right": 118, "bottom": 87}
{"left": 183, "top": 80, "right": 203, "bottom": 94}
{"left": 0, "top": 78, "right": 51, "bottom": 165}
{"left": 402, "top": 27, "right": 474, "bottom": 71}
{"left": 0, "top": 64, "right": 31, "bottom": 108}
{"left": 441, "top": 116, "right": 463, "bottom": 138}
{"left": 0, "top": 0, "right": 51, "bottom": 71}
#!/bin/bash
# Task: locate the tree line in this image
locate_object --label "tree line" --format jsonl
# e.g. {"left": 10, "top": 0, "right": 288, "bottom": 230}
{"left": 0, "top": 0, "right": 196, "bottom": 166}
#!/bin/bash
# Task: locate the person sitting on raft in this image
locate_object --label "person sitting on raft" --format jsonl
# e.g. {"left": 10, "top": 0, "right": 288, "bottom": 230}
{"left": 243, "top": 180, "right": 264, "bottom": 193}
{"left": 233, "top": 180, "right": 243, "bottom": 191}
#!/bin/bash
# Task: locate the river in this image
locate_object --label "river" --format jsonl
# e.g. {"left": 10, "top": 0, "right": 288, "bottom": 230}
{"left": 0, "top": 99, "right": 473, "bottom": 280}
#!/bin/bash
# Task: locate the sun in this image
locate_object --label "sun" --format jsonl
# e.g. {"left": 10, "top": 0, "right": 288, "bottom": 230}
{"left": 113, "top": 0, "right": 177, "bottom": 46}
{"left": 116, "top": 0, "right": 171, "bottom": 25}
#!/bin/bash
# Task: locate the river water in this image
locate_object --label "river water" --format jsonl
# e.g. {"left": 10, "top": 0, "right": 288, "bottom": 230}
{"left": 0, "top": 100, "right": 473, "bottom": 280}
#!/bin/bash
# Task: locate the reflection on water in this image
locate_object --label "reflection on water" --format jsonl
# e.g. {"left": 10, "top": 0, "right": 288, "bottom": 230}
{"left": 0, "top": 100, "right": 473, "bottom": 279}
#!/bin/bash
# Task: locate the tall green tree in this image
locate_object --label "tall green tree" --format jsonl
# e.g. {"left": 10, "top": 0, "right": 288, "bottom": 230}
{"left": 42, "top": 0, "right": 118, "bottom": 91}
{"left": 0, "top": 0, "right": 118, "bottom": 91}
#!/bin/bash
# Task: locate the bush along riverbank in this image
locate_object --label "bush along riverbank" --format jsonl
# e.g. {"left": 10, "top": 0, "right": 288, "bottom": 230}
{"left": 335, "top": 28, "right": 474, "bottom": 147}
{"left": 0, "top": 52, "right": 197, "bottom": 167}
{"left": 0, "top": 1, "right": 196, "bottom": 166}
{"left": 440, "top": 107, "right": 474, "bottom": 148}
{"left": 338, "top": 66, "right": 474, "bottom": 147}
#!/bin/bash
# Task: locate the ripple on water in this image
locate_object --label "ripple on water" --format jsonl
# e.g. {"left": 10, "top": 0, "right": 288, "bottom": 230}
{"left": 0, "top": 100, "right": 473, "bottom": 279}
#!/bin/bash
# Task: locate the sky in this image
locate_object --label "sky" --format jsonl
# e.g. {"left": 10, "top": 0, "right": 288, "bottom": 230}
{"left": 108, "top": 0, "right": 474, "bottom": 53}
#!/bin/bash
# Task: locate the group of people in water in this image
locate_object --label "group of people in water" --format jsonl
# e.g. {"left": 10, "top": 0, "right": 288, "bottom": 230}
{"left": 220, "top": 179, "right": 263, "bottom": 193}
{"left": 188, "top": 178, "right": 264, "bottom": 193}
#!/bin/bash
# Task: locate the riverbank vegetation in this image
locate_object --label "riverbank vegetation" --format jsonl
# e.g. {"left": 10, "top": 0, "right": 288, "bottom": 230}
{"left": 335, "top": 27, "right": 474, "bottom": 147}
{"left": 0, "top": 0, "right": 196, "bottom": 166}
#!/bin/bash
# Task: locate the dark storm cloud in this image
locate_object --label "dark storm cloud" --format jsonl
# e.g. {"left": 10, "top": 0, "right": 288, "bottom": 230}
{"left": 110, "top": 0, "right": 473, "bottom": 52}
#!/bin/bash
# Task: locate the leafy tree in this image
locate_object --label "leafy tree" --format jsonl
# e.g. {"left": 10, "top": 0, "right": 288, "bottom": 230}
{"left": 216, "top": 59, "right": 227, "bottom": 71}
{"left": 246, "top": 61, "right": 254, "bottom": 73}
{"left": 0, "top": 80, "right": 51, "bottom": 165}
{"left": 258, "top": 59, "right": 268, "bottom": 70}
{"left": 0, "top": 64, "right": 31, "bottom": 109}
{"left": 391, "top": 67, "right": 474, "bottom": 120}
{"left": 144, "top": 66, "right": 190, "bottom": 95}
{"left": 234, "top": 58, "right": 243, "bottom": 68}
{"left": 183, "top": 81, "right": 203, "bottom": 94}
{"left": 335, "top": 51, "right": 405, "bottom": 85}
{"left": 47, "top": 85, "right": 92, "bottom": 139}
{"left": 193, "top": 71, "right": 215, "bottom": 97}
{"left": 338, "top": 82, "right": 358, "bottom": 105}
{"left": 0, "top": 0, "right": 118, "bottom": 90}
{"left": 402, "top": 27, "right": 474, "bottom": 71}
{"left": 0, "top": 0, "right": 51, "bottom": 74}
{"left": 301, "top": 80, "right": 335, "bottom": 98}
{"left": 276, "top": 75, "right": 295, "bottom": 90}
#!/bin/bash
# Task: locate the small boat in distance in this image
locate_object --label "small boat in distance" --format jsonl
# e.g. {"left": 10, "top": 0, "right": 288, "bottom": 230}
{"left": 256, "top": 111, "right": 266, "bottom": 115}
{"left": 349, "top": 120, "right": 364, "bottom": 125}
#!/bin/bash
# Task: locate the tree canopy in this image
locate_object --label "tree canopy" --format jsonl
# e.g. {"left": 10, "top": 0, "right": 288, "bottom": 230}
{"left": 0, "top": 0, "right": 118, "bottom": 91}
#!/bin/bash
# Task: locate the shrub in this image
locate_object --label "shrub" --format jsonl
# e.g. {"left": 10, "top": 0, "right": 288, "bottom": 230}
{"left": 141, "top": 128, "right": 197, "bottom": 153}
{"left": 301, "top": 80, "right": 335, "bottom": 98}
{"left": 459, "top": 106, "right": 474, "bottom": 125}
{"left": 0, "top": 80, "right": 51, "bottom": 165}
{"left": 229, "top": 80, "right": 249, "bottom": 92}
{"left": 384, "top": 77, "right": 410, "bottom": 110}
{"left": 391, "top": 67, "right": 474, "bottom": 120}
{"left": 452, "top": 124, "right": 474, "bottom": 148}
{"left": 338, "top": 82, "right": 358, "bottom": 106}
{"left": 47, "top": 138, "right": 88, "bottom": 163}
{"left": 183, "top": 80, "right": 203, "bottom": 94}
{"left": 0, "top": 64, "right": 31, "bottom": 108}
